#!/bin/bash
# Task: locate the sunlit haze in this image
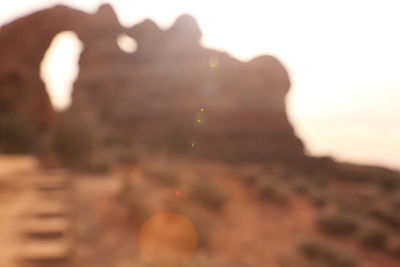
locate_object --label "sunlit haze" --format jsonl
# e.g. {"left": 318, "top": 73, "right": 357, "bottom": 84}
{"left": 1, "top": 0, "right": 399, "bottom": 169}
{"left": 40, "top": 31, "right": 83, "bottom": 110}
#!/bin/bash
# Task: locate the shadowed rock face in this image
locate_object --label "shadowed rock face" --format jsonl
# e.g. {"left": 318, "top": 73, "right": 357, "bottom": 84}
{"left": 0, "top": 4, "right": 305, "bottom": 161}
{"left": 0, "top": 4, "right": 123, "bottom": 132}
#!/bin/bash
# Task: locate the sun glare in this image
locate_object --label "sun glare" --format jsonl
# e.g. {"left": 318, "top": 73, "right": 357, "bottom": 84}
{"left": 117, "top": 33, "right": 137, "bottom": 53}
{"left": 40, "top": 31, "right": 82, "bottom": 111}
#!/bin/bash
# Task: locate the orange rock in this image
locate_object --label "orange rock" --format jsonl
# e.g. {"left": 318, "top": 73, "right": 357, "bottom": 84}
{"left": 0, "top": 5, "right": 305, "bottom": 162}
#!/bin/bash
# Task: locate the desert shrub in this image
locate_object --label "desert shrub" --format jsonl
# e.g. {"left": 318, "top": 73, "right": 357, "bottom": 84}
{"left": 190, "top": 178, "right": 229, "bottom": 211}
{"left": 242, "top": 174, "right": 258, "bottom": 187}
{"left": 298, "top": 239, "right": 358, "bottom": 267}
{"left": 0, "top": 112, "right": 35, "bottom": 153}
{"left": 125, "top": 194, "right": 152, "bottom": 228}
{"left": 335, "top": 165, "right": 400, "bottom": 192}
{"left": 317, "top": 213, "right": 359, "bottom": 236}
{"left": 369, "top": 169, "right": 400, "bottom": 192}
{"left": 358, "top": 227, "right": 387, "bottom": 249}
{"left": 46, "top": 108, "right": 113, "bottom": 171}
{"left": 293, "top": 181, "right": 311, "bottom": 195}
{"left": 392, "top": 195, "right": 400, "bottom": 211}
{"left": 389, "top": 241, "right": 400, "bottom": 258}
{"left": 335, "top": 194, "right": 376, "bottom": 216}
{"left": 368, "top": 207, "right": 400, "bottom": 230}
{"left": 184, "top": 257, "right": 241, "bottom": 267}
{"left": 379, "top": 175, "right": 400, "bottom": 192}
{"left": 165, "top": 200, "right": 212, "bottom": 250}
{"left": 310, "top": 192, "right": 329, "bottom": 208}
{"left": 116, "top": 146, "right": 139, "bottom": 165}
{"left": 50, "top": 110, "right": 96, "bottom": 166}
{"left": 102, "top": 133, "right": 140, "bottom": 166}
{"left": 312, "top": 177, "right": 330, "bottom": 189}
{"left": 119, "top": 175, "right": 152, "bottom": 228}
{"left": 257, "top": 182, "right": 290, "bottom": 204}
{"left": 238, "top": 166, "right": 265, "bottom": 187}
{"left": 346, "top": 167, "right": 400, "bottom": 192}
{"left": 188, "top": 213, "right": 212, "bottom": 249}
{"left": 86, "top": 152, "right": 114, "bottom": 173}
{"left": 183, "top": 259, "right": 210, "bottom": 267}
{"left": 144, "top": 167, "right": 179, "bottom": 187}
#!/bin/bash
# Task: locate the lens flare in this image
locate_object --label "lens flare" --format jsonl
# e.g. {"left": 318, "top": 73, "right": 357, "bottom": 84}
{"left": 209, "top": 57, "right": 219, "bottom": 68}
{"left": 191, "top": 141, "right": 197, "bottom": 148}
{"left": 139, "top": 212, "right": 198, "bottom": 266}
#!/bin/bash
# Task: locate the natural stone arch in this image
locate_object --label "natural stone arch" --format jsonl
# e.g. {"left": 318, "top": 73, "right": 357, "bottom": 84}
{"left": 0, "top": 4, "right": 123, "bottom": 131}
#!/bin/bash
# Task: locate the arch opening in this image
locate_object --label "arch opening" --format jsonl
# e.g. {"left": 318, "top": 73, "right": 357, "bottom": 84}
{"left": 117, "top": 33, "right": 137, "bottom": 53}
{"left": 40, "top": 31, "right": 83, "bottom": 111}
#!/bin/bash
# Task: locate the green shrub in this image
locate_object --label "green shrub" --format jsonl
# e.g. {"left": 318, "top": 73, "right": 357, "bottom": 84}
{"left": 86, "top": 152, "right": 114, "bottom": 173}
{"left": 116, "top": 146, "right": 139, "bottom": 165}
{"left": 144, "top": 167, "right": 179, "bottom": 187}
{"left": 293, "top": 181, "right": 311, "bottom": 195}
{"left": 0, "top": 112, "right": 35, "bottom": 153}
{"left": 317, "top": 213, "right": 359, "bottom": 236}
{"left": 47, "top": 108, "right": 109, "bottom": 171}
{"left": 257, "top": 182, "right": 290, "bottom": 204}
{"left": 51, "top": 111, "right": 95, "bottom": 165}
{"left": 242, "top": 174, "right": 258, "bottom": 187}
{"left": 389, "top": 241, "right": 400, "bottom": 258}
{"left": 358, "top": 227, "right": 387, "bottom": 249}
{"left": 376, "top": 172, "right": 400, "bottom": 192}
{"left": 310, "top": 192, "right": 329, "bottom": 208}
{"left": 184, "top": 256, "right": 232, "bottom": 267}
{"left": 338, "top": 166, "right": 400, "bottom": 192}
{"left": 298, "top": 239, "right": 358, "bottom": 267}
{"left": 190, "top": 178, "right": 229, "bottom": 211}
{"left": 313, "top": 177, "right": 329, "bottom": 189}
{"left": 187, "top": 213, "right": 212, "bottom": 250}
{"left": 369, "top": 207, "right": 400, "bottom": 230}
{"left": 119, "top": 175, "right": 152, "bottom": 228}
{"left": 392, "top": 195, "right": 400, "bottom": 211}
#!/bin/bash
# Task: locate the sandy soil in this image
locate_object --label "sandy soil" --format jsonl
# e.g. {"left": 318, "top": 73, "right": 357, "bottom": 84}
{"left": 1, "top": 155, "right": 400, "bottom": 267}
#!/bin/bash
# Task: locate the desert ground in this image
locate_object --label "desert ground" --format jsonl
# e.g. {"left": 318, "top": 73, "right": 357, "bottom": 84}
{"left": 1, "top": 154, "right": 400, "bottom": 267}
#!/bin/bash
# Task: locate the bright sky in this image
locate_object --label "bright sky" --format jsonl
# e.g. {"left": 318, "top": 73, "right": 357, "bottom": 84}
{"left": 1, "top": 0, "right": 399, "bottom": 169}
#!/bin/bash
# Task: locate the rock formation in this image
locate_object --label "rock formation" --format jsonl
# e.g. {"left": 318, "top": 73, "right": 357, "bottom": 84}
{"left": 0, "top": 4, "right": 123, "bottom": 132}
{"left": 0, "top": 4, "right": 305, "bottom": 162}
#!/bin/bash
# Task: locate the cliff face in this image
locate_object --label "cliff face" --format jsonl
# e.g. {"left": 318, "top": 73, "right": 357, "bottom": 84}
{"left": 0, "top": 6, "right": 80, "bottom": 131}
{"left": 0, "top": 4, "right": 305, "bottom": 161}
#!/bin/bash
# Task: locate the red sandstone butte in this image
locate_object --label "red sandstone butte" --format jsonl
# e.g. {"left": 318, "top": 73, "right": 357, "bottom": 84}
{"left": 0, "top": 4, "right": 304, "bottom": 161}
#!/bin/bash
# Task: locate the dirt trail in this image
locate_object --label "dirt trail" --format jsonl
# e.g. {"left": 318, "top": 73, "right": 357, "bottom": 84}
{"left": 0, "top": 156, "right": 38, "bottom": 177}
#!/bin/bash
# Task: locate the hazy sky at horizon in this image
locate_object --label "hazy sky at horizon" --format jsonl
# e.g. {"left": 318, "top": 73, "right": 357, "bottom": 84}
{"left": 1, "top": 0, "right": 399, "bottom": 169}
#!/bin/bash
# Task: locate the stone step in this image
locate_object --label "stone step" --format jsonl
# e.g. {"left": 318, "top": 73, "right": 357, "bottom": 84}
{"left": 34, "top": 177, "right": 68, "bottom": 191}
{"left": 36, "top": 174, "right": 68, "bottom": 183}
{"left": 18, "top": 239, "right": 71, "bottom": 262}
{"left": 18, "top": 258, "right": 71, "bottom": 267}
{"left": 23, "top": 231, "right": 65, "bottom": 241}
{"left": 35, "top": 184, "right": 67, "bottom": 192}
{"left": 35, "top": 212, "right": 67, "bottom": 220}
{"left": 15, "top": 172, "right": 74, "bottom": 266}
{"left": 20, "top": 217, "right": 69, "bottom": 236}
{"left": 44, "top": 170, "right": 69, "bottom": 177}
{"left": 27, "top": 202, "right": 69, "bottom": 219}
{"left": 34, "top": 190, "right": 69, "bottom": 202}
